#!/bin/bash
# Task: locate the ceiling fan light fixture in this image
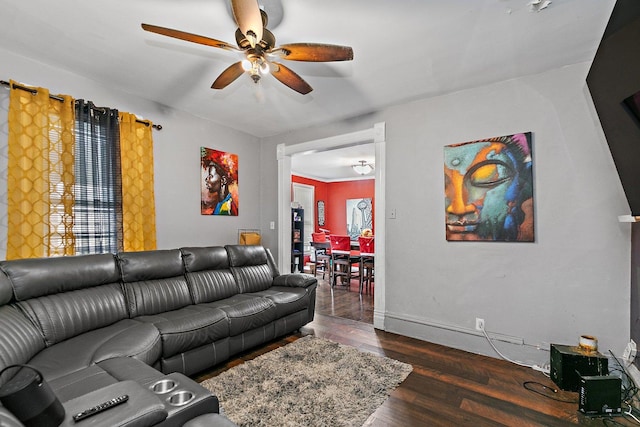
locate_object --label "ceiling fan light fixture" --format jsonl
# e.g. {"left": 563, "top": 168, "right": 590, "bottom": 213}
{"left": 259, "top": 61, "right": 270, "bottom": 75}
{"left": 141, "top": 0, "right": 353, "bottom": 95}
{"left": 352, "top": 160, "right": 374, "bottom": 175}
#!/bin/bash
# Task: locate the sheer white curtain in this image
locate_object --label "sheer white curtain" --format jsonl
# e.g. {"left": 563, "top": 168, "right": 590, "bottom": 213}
{"left": 0, "top": 89, "right": 8, "bottom": 260}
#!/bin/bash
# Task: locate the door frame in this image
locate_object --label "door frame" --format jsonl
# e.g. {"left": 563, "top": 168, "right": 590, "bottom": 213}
{"left": 277, "top": 122, "right": 386, "bottom": 330}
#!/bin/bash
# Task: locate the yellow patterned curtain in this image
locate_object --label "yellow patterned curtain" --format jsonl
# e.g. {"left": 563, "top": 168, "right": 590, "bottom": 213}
{"left": 6, "top": 81, "right": 75, "bottom": 259}
{"left": 119, "top": 112, "right": 157, "bottom": 251}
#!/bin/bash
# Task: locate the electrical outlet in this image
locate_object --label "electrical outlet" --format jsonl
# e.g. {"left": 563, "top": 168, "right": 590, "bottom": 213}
{"left": 623, "top": 339, "right": 637, "bottom": 363}
{"left": 475, "top": 318, "right": 485, "bottom": 331}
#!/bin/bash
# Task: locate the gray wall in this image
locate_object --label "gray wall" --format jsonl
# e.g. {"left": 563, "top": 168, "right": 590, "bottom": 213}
{"left": 262, "top": 62, "right": 631, "bottom": 363}
{"left": 1, "top": 45, "right": 632, "bottom": 364}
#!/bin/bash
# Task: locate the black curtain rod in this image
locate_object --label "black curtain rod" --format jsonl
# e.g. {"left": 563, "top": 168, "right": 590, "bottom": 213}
{"left": 0, "top": 80, "right": 162, "bottom": 130}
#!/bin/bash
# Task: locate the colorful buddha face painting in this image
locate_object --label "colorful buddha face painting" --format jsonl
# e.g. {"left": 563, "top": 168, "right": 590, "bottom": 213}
{"left": 444, "top": 132, "right": 534, "bottom": 242}
{"left": 201, "top": 147, "right": 239, "bottom": 216}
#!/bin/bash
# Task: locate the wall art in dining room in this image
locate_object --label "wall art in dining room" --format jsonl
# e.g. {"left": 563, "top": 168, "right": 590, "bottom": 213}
{"left": 346, "top": 198, "right": 373, "bottom": 240}
{"left": 201, "top": 147, "right": 239, "bottom": 216}
{"left": 444, "top": 132, "right": 534, "bottom": 242}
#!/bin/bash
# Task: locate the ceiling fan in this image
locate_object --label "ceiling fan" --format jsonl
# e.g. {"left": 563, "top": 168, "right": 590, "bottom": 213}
{"left": 141, "top": 0, "right": 354, "bottom": 95}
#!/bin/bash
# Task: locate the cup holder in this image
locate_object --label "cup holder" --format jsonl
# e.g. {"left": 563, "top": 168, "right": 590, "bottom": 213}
{"left": 168, "top": 390, "right": 195, "bottom": 407}
{"left": 150, "top": 379, "right": 177, "bottom": 394}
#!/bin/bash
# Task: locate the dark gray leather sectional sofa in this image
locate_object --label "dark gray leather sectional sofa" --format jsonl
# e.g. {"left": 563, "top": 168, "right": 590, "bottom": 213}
{"left": 0, "top": 245, "right": 317, "bottom": 427}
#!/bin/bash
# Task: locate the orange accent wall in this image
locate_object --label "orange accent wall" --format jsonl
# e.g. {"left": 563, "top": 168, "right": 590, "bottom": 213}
{"left": 292, "top": 176, "right": 374, "bottom": 235}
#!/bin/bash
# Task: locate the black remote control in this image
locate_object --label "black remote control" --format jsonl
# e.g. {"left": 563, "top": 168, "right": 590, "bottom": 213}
{"left": 72, "top": 394, "right": 129, "bottom": 422}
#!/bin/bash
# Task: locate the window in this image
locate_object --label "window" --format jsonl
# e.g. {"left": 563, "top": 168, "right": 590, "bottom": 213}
{"left": 73, "top": 102, "right": 123, "bottom": 254}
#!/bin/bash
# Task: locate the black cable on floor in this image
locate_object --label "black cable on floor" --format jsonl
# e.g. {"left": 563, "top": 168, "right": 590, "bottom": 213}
{"left": 522, "top": 381, "right": 578, "bottom": 403}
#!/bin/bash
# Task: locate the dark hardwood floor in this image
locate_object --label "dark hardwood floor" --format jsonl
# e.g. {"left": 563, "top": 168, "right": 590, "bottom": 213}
{"left": 197, "top": 277, "right": 636, "bottom": 426}
{"left": 315, "top": 274, "right": 375, "bottom": 324}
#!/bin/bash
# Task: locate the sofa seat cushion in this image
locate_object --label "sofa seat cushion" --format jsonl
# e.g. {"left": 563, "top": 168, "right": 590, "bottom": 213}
{"left": 203, "top": 295, "right": 277, "bottom": 336}
{"left": 28, "top": 319, "right": 161, "bottom": 380}
{"left": 135, "top": 305, "right": 230, "bottom": 358}
{"left": 248, "top": 286, "right": 310, "bottom": 318}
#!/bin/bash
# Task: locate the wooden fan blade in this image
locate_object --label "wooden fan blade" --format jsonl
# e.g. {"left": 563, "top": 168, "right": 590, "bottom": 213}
{"left": 141, "top": 23, "right": 239, "bottom": 52}
{"left": 231, "top": 0, "right": 263, "bottom": 48}
{"left": 271, "top": 62, "right": 313, "bottom": 95}
{"left": 271, "top": 43, "right": 354, "bottom": 62}
{"left": 212, "top": 62, "right": 246, "bottom": 89}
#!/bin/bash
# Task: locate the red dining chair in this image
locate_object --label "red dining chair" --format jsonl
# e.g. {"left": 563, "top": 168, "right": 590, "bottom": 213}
{"left": 358, "top": 236, "right": 374, "bottom": 294}
{"left": 328, "top": 235, "right": 359, "bottom": 289}
{"left": 311, "top": 232, "right": 330, "bottom": 279}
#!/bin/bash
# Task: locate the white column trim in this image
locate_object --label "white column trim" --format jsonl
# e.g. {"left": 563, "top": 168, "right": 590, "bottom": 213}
{"left": 277, "top": 144, "right": 291, "bottom": 273}
{"left": 372, "top": 122, "right": 386, "bottom": 330}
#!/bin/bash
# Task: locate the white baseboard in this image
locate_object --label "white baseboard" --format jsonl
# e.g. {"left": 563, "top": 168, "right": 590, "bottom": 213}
{"left": 373, "top": 310, "right": 385, "bottom": 330}
{"left": 385, "top": 311, "right": 524, "bottom": 345}
{"left": 383, "top": 311, "right": 551, "bottom": 365}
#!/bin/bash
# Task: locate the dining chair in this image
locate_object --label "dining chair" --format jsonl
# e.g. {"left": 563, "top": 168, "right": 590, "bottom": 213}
{"left": 358, "top": 236, "right": 374, "bottom": 294}
{"left": 328, "top": 234, "right": 360, "bottom": 289}
{"left": 311, "top": 232, "right": 330, "bottom": 279}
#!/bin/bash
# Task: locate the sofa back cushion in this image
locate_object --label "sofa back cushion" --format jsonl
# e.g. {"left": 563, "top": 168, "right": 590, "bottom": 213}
{"left": 0, "top": 305, "right": 46, "bottom": 387}
{"left": 118, "top": 249, "right": 191, "bottom": 317}
{"left": 18, "top": 284, "right": 129, "bottom": 347}
{"left": 181, "top": 246, "right": 238, "bottom": 303}
{"left": 225, "top": 245, "right": 274, "bottom": 293}
{"left": 1, "top": 254, "right": 128, "bottom": 346}
{"left": 0, "top": 254, "right": 121, "bottom": 300}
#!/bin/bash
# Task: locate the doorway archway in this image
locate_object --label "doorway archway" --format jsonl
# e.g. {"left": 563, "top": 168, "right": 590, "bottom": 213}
{"left": 277, "top": 122, "right": 386, "bottom": 329}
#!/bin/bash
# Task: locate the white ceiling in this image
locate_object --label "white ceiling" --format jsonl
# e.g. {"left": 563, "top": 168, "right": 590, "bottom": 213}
{"left": 292, "top": 143, "right": 376, "bottom": 182}
{"left": 0, "top": 0, "right": 615, "bottom": 180}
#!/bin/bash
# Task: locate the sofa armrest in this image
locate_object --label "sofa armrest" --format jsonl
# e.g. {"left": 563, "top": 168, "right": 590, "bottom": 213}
{"left": 60, "top": 381, "right": 167, "bottom": 427}
{"left": 272, "top": 273, "right": 317, "bottom": 288}
{"left": 0, "top": 407, "right": 23, "bottom": 427}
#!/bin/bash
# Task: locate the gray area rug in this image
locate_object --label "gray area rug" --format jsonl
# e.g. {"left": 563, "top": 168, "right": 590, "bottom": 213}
{"left": 200, "top": 335, "right": 413, "bottom": 427}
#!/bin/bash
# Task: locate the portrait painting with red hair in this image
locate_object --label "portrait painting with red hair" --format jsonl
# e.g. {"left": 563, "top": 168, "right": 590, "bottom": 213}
{"left": 201, "top": 147, "right": 239, "bottom": 216}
